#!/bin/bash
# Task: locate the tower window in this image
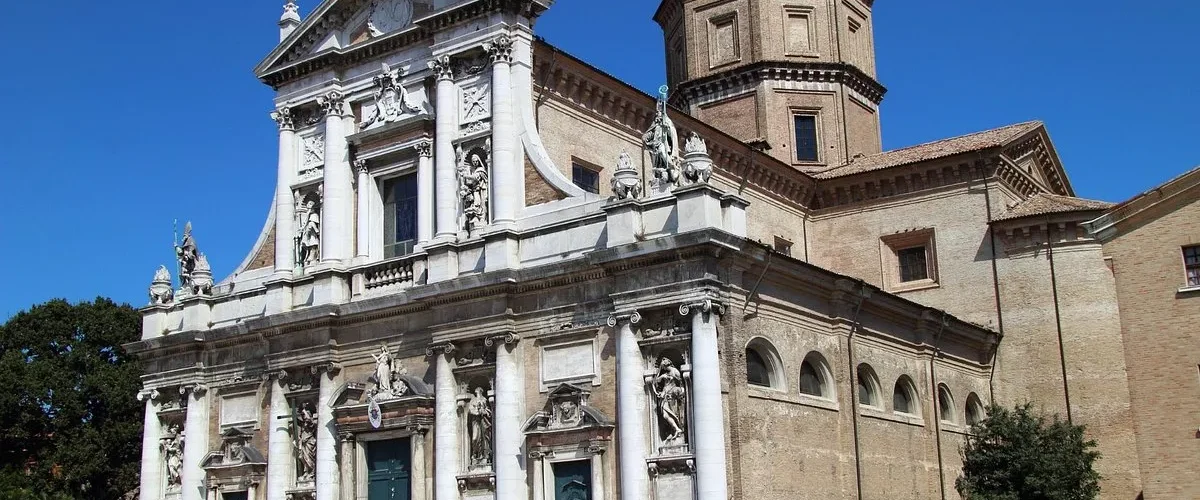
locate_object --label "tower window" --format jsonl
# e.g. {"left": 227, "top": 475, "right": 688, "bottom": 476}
{"left": 1184, "top": 245, "right": 1200, "bottom": 287}
{"left": 383, "top": 174, "right": 418, "bottom": 258}
{"left": 571, "top": 162, "right": 600, "bottom": 194}
{"left": 897, "top": 246, "right": 929, "bottom": 282}
{"left": 794, "top": 114, "right": 818, "bottom": 162}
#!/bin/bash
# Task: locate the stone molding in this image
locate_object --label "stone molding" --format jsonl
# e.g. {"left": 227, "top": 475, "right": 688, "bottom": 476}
{"left": 671, "top": 60, "right": 887, "bottom": 107}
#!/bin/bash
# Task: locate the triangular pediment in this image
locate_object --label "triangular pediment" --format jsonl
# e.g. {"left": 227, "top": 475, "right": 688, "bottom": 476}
{"left": 255, "top": 0, "right": 435, "bottom": 81}
{"left": 999, "top": 124, "right": 1075, "bottom": 197}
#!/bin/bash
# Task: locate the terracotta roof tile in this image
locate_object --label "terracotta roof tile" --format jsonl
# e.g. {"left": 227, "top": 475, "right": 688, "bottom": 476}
{"left": 814, "top": 121, "right": 1043, "bottom": 179}
{"left": 993, "top": 193, "right": 1113, "bottom": 222}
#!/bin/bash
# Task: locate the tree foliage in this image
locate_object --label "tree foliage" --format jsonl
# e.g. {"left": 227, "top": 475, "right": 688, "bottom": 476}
{"left": 956, "top": 403, "right": 1101, "bottom": 500}
{"left": 0, "top": 298, "right": 143, "bottom": 499}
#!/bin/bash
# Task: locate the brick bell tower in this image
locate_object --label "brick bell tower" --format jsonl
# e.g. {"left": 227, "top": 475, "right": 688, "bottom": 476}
{"left": 654, "top": 0, "right": 885, "bottom": 171}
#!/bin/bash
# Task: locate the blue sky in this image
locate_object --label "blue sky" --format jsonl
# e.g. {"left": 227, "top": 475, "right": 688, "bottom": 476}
{"left": 0, "top": 0, "right": 1196, "bottom": 319}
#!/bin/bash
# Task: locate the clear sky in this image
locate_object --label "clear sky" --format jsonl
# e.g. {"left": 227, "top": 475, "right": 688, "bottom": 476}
{"left": 0, "top": 0, "right": 1196, "bottom": 319}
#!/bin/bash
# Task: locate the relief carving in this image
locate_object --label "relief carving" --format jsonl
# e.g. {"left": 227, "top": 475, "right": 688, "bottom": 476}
{"left": 361, "top": 62, "right": 421, "bottom": 130}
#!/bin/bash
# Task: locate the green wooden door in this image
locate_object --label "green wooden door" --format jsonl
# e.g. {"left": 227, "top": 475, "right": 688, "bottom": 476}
{"left": 552, "top": 460, "right": 591, "bottom": 500}
{"left": 366, "top": 438, "right": 412, "bottom": 500}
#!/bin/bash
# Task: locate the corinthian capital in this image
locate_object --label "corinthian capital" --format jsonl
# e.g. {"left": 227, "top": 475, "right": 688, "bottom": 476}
{"left": 483, "top": 34, "right": 514, "bottom": 64}
{"left": 427, "top": 55, "right": 453, "bottom": 81}
{"left": 414, "top": 139, "right": 433, "bottom": 158}
{"left": 318, "top": 90, "right": 346, "bottom": 117}
{"left": 271, "top": 104, "right": 294, "bottom": 131}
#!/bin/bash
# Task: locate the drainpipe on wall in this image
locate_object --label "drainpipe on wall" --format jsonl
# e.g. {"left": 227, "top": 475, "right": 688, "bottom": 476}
{"left": 1045, "top": 216, "right": 1074, "bottom": 424}
{"left": 844, "top": 280, "right": 871, "bottom": 500}
{"left": 979, "top": 158, "right": 1006, "bottom": 405}
{"left": 929, "top": 311, "right": 949, "bottom": 500}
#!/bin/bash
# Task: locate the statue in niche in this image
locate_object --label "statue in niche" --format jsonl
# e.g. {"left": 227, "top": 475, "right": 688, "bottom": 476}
{"left": 149, "top": 265, "right": 174, "bottom": 305}
{"left": 466, "top": 386, "right": 493, "bottom": 467}
{"left": 294, "top": 401, "right": 318, "bottom": 481}
{"left": 643, "top": 85, "right": 680, "bottom": 188}
{"left": 360, "top": 62, "right": 421, "bottom": 129}
{"left": 456, "top": 144, "right": 490, "bottom": 230}
{"left": 295, "top": 195, "right": 321, "bottom": 267}
{"left": 161, "top": 424, "right": 184, "bottom": 487}
{"left": 653, "top": 357, "right": 687, "bottom": 444}
{"left": 175, "top": 222, "right": 200, "bottom": 291}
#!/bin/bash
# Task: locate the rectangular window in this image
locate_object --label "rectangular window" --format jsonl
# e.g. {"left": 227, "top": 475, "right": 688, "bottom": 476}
{"left": 897, "top": 246, "right": 929, "bottom": 282}
{"left": 1184, "top": 245, "right": 1200, "bottom": 286}
{"left": 383, "top": 174, "right": 418, "bottom": 259}
{"left": 552, "top": 460, "right": 592, "bottom": 500}
{"left": 773, "top": 236, "right": 793, "bottom": 256}
{"left": 221, "top": 493, "right": 248, "bottom": 500}
{"left": 572, "top": 162, "right": 600, "bottom": 195}
{"left": 708, "top": 13, "right": 740, "bottom": 67}
{"left": 794, "top": 114, "right": 818, "bottom": 162}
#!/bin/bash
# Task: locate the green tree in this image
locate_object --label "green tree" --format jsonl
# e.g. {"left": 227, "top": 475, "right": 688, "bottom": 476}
{"left": 0, "top": 298, "right": 143, "bottom": 499}
{"left": 956, "top": 403, "right": 1101, "bottom": 500}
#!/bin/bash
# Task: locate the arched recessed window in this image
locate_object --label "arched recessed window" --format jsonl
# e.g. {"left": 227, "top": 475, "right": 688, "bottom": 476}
{"left": 856, "top": 363, "right": 881, "bottom": 408}
{"left": 799, "top": 351, "right": 834, "bottom": 399}
{"left": 893, "top": 376, "right": 919, "bottom": 415}
{"left": 937, "top": 384, "right": 956, "bottom": 424}
{"left": 965, "top": 393, "right": 985, "bottom": 426}
{"left": 745, "top": 338, "right": 785, "bottom": 390}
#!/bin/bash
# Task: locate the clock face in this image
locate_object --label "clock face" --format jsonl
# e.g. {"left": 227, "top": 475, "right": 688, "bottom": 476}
{"left": 369, "top": 0, "right": 413, "bottom": 34}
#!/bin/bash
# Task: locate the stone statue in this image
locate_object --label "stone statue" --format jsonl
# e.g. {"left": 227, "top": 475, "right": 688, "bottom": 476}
{"left": 681, "top": 132, "right": 714, "bottom": 184}
{"left": 149, "top": 265, "right": 174, "bottom": 305}
{"left": 457, "top": 145, "right": 489, "bottom": 230}
{"left": 161, "top": 424, "right": 184, "bottom": 487}
{"left": 643, "top": 85, "right": 680, "bottom": 188}
{"left": 371, "top": 344, "right": 397, "bottom": 396}
{"left": 610, "top": 152, "right": 642, "bottom": 200}
{"left": 175, "top": 222, "right": 200, "bottom": 291}
{"left": 653, "top": 357, "right": 687, "bottom": 444}
{"left": 466, "top": 386, "right": 493, "bottom": 467}
{"left": 294, "top": 401, "right": 317, "bottom": 481}
{"left": 190, "top": 254, "right": 214, "bottom": 295}
{"left": 296, "top": 197, "right": 321, "bottom": 267}
{"left": 360, "top": 62, "right": 421, "bottom": 129}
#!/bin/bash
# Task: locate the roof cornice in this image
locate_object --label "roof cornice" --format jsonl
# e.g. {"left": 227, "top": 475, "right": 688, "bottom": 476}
{"left": 672, "top": 60, "right": 888, "bottom": 107}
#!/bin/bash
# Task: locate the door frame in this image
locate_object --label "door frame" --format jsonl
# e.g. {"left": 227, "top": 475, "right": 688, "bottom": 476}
{"left": 354, "top": 429, "right": 428, "bottom": 500}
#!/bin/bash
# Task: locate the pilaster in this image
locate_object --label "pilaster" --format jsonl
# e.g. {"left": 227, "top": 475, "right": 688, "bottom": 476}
{"left": 415, "top": 139, "right": 435, "bottom": 244}
{"left": 355, "top": 159, "right": 371, "bottom": 260}
{"left": 314, "top": 363, "right": 342, "bottom": 500}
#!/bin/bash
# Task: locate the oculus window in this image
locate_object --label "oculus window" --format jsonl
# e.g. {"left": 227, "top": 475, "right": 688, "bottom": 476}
{"left": 383, "top": 174, "right": 418, "bottom": 258}
{"left": 794, "top": 114, "right": 819, "bottom": 162}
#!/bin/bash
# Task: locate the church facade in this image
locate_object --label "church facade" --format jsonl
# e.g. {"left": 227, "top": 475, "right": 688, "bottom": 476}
{"left": 126, "top": 1, "right": 1194, "bottom": 499}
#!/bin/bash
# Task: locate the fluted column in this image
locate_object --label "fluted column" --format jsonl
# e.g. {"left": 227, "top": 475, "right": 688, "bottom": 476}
{"left": 484, "top": 35, "right": 517, "bottom": 225}
{"left": 355, "top": 159, "right": 371, "bottom": 259}
{"left": 427, "top": 343, "right": 459, "bottom": 500}
{"left": 138, "top": 390, "right": 163, "bottom": 500}
{"left": 315, "top": 364, "right": 341, "bottom": 500}
{"left": 428, "top": 56, "right": 457, "bottom": 239}
{"left": 272, "top": 105, "right": 297, "bottom": 276}
{"left": 180, "top": 385, "right": 210, "bottom": 500}
{"left": 489, "top": 334, "right": 527, "bottom": 500}
{"left": 415, "top": 140, "right": 435, "bottom": 244}
{"left": 681, "top": 300, "right": 728, "bottom": 500}
{"left": 319, "top": 91, "right": 352, "bottom": 264}
{"left": 607, "top": 312, "right": 647, "bottom": 500}
{"left": 266, "top": 374, "right": 293, "bottom": 500}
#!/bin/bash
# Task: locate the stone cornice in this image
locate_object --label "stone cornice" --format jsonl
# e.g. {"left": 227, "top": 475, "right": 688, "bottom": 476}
{"left": 672, "top": 60, "right": 888, "bottom": 107}
{"left": 811, "top": 156, "right": 992, "bottom": 211}
{"left": 1084, "top": 166, "right": 1200, "bottom": 241}
{"left": 257, "top": 0, "right": 551, "bottom": 90}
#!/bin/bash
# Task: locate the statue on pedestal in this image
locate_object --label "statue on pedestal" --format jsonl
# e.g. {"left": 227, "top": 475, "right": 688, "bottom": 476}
{"left": 175, "top": 222, "right": 200, "bottom": 291}
{"left": 643, "top": 85, "right": 680, "bottom": 189}
{"left": 466, "top": 386, "right": 493, "bottom": 467}
{"left": 369, "top": 344, "right": 410, "bottom": 400}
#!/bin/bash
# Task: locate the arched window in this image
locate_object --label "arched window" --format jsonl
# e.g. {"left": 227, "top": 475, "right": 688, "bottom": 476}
{"left": 799, "top": 352, "right": 834, "bottom": 399}
{"left": 965, "top": 393, "right": 985, "bottom": 426}
{"left": 937, "top": 384, "right": 956, "bottom": 424}
{"left": 745, "top": 338, "right": 785, "bottom": 390}
{"left": 893, "top": 376, "right": 919, "bottom": 415}
{"left": 856, "top": 364, "right": 881, "bottom": 408}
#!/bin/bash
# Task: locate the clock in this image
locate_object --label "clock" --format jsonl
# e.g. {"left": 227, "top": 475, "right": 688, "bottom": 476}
{"left": 368, "top": 0, "right": 413, "bottom": 35}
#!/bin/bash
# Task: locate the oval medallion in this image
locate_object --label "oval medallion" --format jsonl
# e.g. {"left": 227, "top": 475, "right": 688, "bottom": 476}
{"left": 368, "top": 397, "right": 383, "bottom": 429}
